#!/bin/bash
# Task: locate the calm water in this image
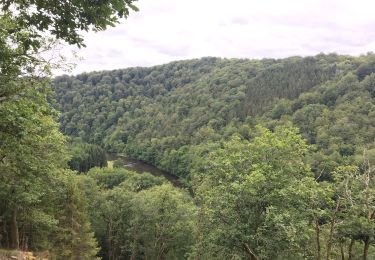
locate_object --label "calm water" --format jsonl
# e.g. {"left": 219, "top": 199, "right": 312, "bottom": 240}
{"left": 107, "top": 154, "right": 181, "bottom": 187}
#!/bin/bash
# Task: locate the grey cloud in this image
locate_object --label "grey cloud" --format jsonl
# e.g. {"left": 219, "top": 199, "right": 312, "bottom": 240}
{"left": 107, "top": 49, "right": 125, "bottom": 58}
{"left": 230, "top": 16, "right": 250, "bottom": 25}
{"left": 58, "top": 0, "right": 375, "bottom": 75}
{"left": 130, "top": 36, "right": 190, "bottom": 57}
{"left": 156, "top": 45, "right": 190, "bottom": 57}
{"left": 130, "top": 36, "right": 162, "bottom": 49}
{"left": 318, "top": 28, "right": 375, "bottom": 48}
{"left": 254, "top": 13, "right": 341, "bottom": 31}
{"left": 245, "top": 47, "right": 305, "bottom": 59}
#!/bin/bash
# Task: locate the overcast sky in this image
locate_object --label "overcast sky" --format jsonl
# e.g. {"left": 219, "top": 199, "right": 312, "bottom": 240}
{"left": 60, "top": 0, "right": 375, "bottom": 75}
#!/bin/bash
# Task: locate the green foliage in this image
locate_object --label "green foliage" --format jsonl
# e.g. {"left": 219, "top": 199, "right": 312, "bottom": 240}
{"left": 4, "top": 3, "right": 375, "bottom": 257}
{"left": 1, "top": 0, "right": 137, "bottom": 255}
{"left": 112, "top": 159, "right": 124, "bottom": 168}
{"left": 129, "top": 184, "right": 196, "bottom": 259}
{"left": 0, "top": 77, "right": 68, "bottom": 249}
{"left": 68, "top": 140, "right": 107, "bottom": 172}
{"left": 192, "top": 125, "right": 315, "bottom": 259}
{"left": 53, "top": 54, "right": 347, "bottom": 177}
{"left": 0, "top": 12, "right": 47, "bottom": 92}
{"left": 357, "top": 56, "right": 375, "bottom": 81}
{"left": 1, "top": 0, "right": 138, "bottom": 46}
{"left": 87, "top": 167, "right": 166, "bottom": 189}
{"left": 52, "top": 172, "right": 99, "bottom": 259}
{"left": 50, "top": 53, "right": 375, "bottom": 258}
{"left": 260, "top": 64, "right": 375, "bottom": 180}
{"left": 331, "top": 159, "right": 375, "bottom": 259}
{"left": 0, "top": 86, "right": 100, "bottom": 254}
{"left": 78, "top": 168, "right": 195, "bottom": 259}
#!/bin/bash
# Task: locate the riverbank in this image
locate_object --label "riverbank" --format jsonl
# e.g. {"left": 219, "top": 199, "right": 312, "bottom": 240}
{"left": 106, "top": 153, "right": 182, "bottom": 187}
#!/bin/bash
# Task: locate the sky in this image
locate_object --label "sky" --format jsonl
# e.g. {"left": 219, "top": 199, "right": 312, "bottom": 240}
{"left": 59, "top": 0, "right": 375, "bottom": 75}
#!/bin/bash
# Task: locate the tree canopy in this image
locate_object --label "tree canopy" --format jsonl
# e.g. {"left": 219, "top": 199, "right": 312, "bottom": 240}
{"left": 0, "top": 0, "right": 137, "bottom": 256}
{"left": 1, "top": 0, "right": 138, "bottom": 46}
{"left": 53, "top": 54, "right": 375, "bottom": 179}
{"left": 3, "top": 0, "right": 375, "bottom": 257}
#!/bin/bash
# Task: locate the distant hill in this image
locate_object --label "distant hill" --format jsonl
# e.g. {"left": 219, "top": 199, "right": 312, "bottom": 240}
{"left": 53, "top": 53, "right": 375, "bottom": 178}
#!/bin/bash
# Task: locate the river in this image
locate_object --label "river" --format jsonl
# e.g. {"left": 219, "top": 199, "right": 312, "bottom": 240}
{"left": 107, "top": 154, "right": 181, "bottom": 187}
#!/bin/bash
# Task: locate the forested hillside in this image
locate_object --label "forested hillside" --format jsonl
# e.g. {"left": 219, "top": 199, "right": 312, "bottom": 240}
{"left": 4, "top": 45, "right": 375, "bottom": 258}
{"left": 53, "top": 54, "right": 374, "bottom": 178}
{"left": 5, "top": 0, "right": 375, "bottom": 257}
{"left": 0, "top": 0, "right": 137, "bottom": 258}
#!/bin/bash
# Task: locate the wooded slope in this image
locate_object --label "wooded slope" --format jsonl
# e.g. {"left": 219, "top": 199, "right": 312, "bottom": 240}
{"left": 53, "top": 54, "right": 375, "bottom": 177}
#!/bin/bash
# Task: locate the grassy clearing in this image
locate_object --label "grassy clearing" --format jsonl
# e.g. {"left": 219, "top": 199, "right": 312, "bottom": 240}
{"left": 107, "top": 160, "right": 114, "bottom": 169}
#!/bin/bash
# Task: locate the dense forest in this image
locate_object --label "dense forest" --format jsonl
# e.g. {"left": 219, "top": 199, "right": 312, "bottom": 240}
{"left": 2, "top": 0, "right": 375, "bottom": 258}
{"left": 54, "top": 54, "right": 375, "bottom": 180}
{"left": 0, "top": 0, "right": 137, "bottom": 259}
{"left": 49, "top": 53, "right": 375, "bottom": 259}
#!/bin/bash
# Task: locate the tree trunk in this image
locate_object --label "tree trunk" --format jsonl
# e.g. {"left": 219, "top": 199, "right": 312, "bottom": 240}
{"left": 194, "top": 211, "right": 203, "bottom": 260}
{"left": 340, "top": 242, "right": 345, "bottom": 260}
{"left": 130, "top": 233, "right": 138, "bottom": 260}
{"left": 348, "top": 239, "right": 354, "bottom": 260}
{"left": 243, "top": 243, "right": 258, "bottom": 260}
{"left": 3, "top": 217, "right": 9, "bottom": 248}
{"left": 107, "top": 219, "right": 114, "bottom": 260}
{"left": 326, "top": 199, "right": 340, "bottom": 260}
{"left": 156, "top": 244, "right": 167, "bottom": 260}
{"left": 195, "top": 239, "right": 201, "bottom": 260}
{"left": 363, "top": 237, "right": 370, "bottom": 260}
{"left": 10, "top": 209, "right": 19, "bottom": 249}
{"left": 315, "top": 217, "right": 321, "bottom": 260}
